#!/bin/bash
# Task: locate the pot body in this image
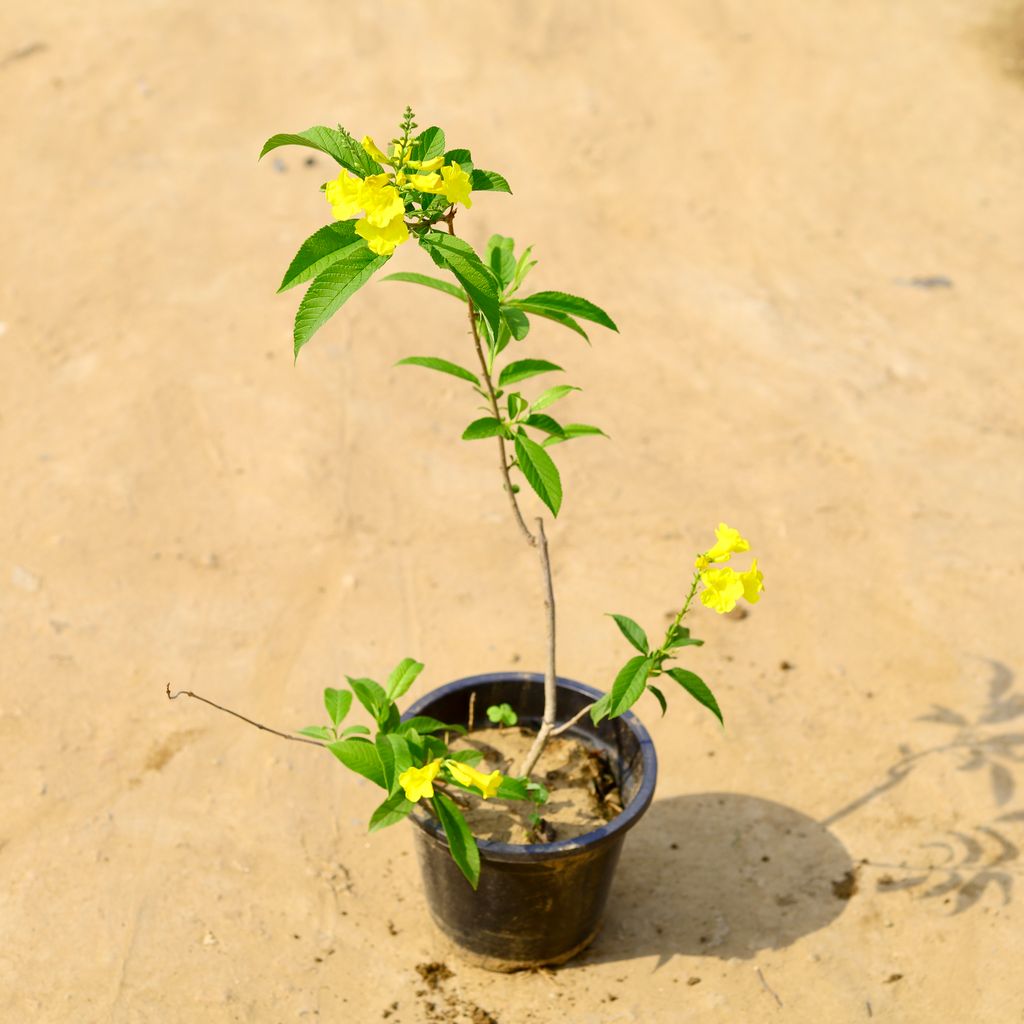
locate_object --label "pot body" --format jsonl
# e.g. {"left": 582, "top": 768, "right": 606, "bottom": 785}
{"left": 403, "top": 672, "right": 657, "bottom": 971}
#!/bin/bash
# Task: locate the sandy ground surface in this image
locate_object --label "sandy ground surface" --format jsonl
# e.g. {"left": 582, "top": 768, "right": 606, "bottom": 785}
{"left": 2, "top": 1, "right": 1024, "bottom": 1021}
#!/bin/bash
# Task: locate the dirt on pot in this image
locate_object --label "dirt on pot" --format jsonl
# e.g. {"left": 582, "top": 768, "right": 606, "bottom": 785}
{"left": 449, "top": 728, "right": 624, "bottom": 844}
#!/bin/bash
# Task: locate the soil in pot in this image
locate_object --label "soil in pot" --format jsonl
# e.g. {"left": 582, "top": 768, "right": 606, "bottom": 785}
{"left": 450, "top": 727, "right": 624, "bottom": 844}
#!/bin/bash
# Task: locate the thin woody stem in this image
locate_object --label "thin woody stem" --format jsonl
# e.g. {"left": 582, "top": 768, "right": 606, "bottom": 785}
{"left": 165, "top": 684, "right": 327, "bottom": 748}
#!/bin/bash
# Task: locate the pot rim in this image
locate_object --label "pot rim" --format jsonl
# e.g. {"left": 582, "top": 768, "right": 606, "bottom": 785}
{"left": 403, "top": 671, "right": 658, "bottom": 861}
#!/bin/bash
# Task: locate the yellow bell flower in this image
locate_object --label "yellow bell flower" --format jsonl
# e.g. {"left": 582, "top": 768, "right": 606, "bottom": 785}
{"left": 325, "top": 171, "right": 365, "bottom": 220}
{"left": 699, "top": 568, "right": 745, "bottom": 614}
{"left": 444, "top": 759, "right": 502, "bottom": 800}
{"left": 740, "top": 559, "right": 764, "bottom": 603}
{"left": 361, "top": 135, "right": 389, "bottom": 164}
{"left": 702, "top": 523, "right": 751, "bottom": 565}
{"left": 406, "top": 156, "right": 445, "bottom": 173}
{"left": 439, "top": 162, "right": 473, "bottom": 208}
{"left": 398, "top": 759, "right": 442, "bottom": 802}
{"left": 355, "top": 214, "right": 410, "bottom": 256}
{"left": 407, "top": 171, "right": 444, "bottom": 193}
{"left": 360, "top": 174, "right": 405, "bottom": 227}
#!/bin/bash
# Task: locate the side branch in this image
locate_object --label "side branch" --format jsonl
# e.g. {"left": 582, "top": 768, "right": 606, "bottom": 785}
{"left": 165, "top": 684, "right": 327, "bottom": 748}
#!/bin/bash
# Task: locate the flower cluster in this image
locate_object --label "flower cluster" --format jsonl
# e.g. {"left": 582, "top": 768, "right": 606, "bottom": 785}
{"left": 324, "top": 133, "right": 473, "bottom": 256}
{"left": 695, "top": 523, "right": 764, "bottom": 614}
{"left": 398, "top": 757, "right": 503, "bottom": 803}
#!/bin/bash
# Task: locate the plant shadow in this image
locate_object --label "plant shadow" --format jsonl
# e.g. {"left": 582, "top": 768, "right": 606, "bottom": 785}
{"left": 575, "top": 792, "right": 854, "bottom": 965}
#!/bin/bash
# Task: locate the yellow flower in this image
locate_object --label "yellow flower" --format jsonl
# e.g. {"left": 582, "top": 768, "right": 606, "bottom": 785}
{"left": 361, "top": 135, "right": 389, "bottom": 164}
{"left": 740, "top": 559, "right": 764, "bottom": 604}
{"left": 695, "top": 554, "right": 711, "bottom": 570}
{"left": 360, "top": 174, "right": 405, "bottom": 227}
{"left": 406, "top": 155, "right": 444, "bottom": 173}
{"left": 325, "top": 172, "right": 365, "bottom": 220}
{"left": 439, "top": 162, "right": 473, "bottom": 208}
{"left": 444, "top": 759, "right": 502, "bottom": 800}
{"left": 407, "top": 171, "right": 444, "bottom": 193}
{"left": 355, "top": 214, "right": 410, "bottom": 256}
{"left": 702, "top": 523, "right": 751, "bottom": 565}
{"left": 699, "top": 568, "right": 745, "bottom": 614}
{"left": 399, "top": 759, "right": 441, "bottom": 802}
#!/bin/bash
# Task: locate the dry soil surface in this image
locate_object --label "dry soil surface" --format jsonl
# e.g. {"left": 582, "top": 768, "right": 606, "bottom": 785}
{"left": 2, "top": 2, "right": 1024, "bottom": 1022}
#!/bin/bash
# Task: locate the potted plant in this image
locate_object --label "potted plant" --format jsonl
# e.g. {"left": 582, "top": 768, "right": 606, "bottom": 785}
{"left": 170, "top": 107, "right": 765, "bottom": 970}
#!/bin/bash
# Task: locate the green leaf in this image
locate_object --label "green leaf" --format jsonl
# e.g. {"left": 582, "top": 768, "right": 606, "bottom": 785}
{"left": 340, "top": 724, "right": 371, "bottom": 738}
{"left": 589, "top": 692, "right": 612, "bottom": 725}
{"left": 396, "top": 356, "right": 479, "bottom": 385}
{"left": 323, "top": 687, "right": 353, "bottom": 727}
{"left": 495, "top": 776, "right": 533, "bottom": 801}
{"left": 647, "top": 684, "right": 668, "bottom": 717}
{"left": 444, "top": 748, "right": 484, "bottom": 765}
{"left": 414, "top": 126, "right": 446, "bottom": 161}
{"left": 293, "top": 245, "right": 389, "bottom": 359}
{"left": 526, "top": 780, "right": 550, "bottom": 804}
{"left": 608, "top": 614, "right": 649, "bottom": 654}
{"left": 486, "top": 702, "right": 518, "bottom": 726}
{"left": 507, "top": 393, "right": 527, "bottom": 421}
{"left": 531, "top": 385, "right": 580, "bottom": 411}
{"left": 666, "top": 668, "right": 723, "bottom": 725}
{"left": 432, "top": 792, "right": 480, "bottom": 889}
{"left": 279, "top": 221, "right": 362, "bottom": 293}
{"left": 419, "top": 231, "right": 501, "bottom": 342}
{"left": 516, "top": 290, "right": 618, "bottom": 332}
{"left": 443, "top": 148, "right": 473, "bottom": 170}
{"left": 297, "top": 725, "right": 332, "bottom": 741}
{"left": 524, "top": 414, "right": 565, "bottom": 439}
{"left": 471, "top": 169, "right": 512, "bottom": 193}
{"left": 541, "top": 423, "right": 609, "bottom": 447}
{"left": 347, "top": 676, "right": 388, "bottom": 721}
{"left": 328, "top": 738, "right": 385, "bottom": 787}
{"left": 498, "top": 359, "right": 563, "bottom": 387}
{"left": 485, "top": 235, "right": 516, "bottom": 288}
{"left": 507, "top": 301, "right": 589, "bottom": 341}
{"left": 462, "top": 417, "right": 505, "bottom": 440}
{"left": 608, "top": 655, "right": 655, "bottom": 719}
{"left": 513, "top": 433, "right": 563, "bottom": 516}
{"left": 369, "top": 790, "right": 415, "bottom": 832}
{"left": 386, "top": 657, "right": 424, "bottom": 701}
{"left": 375, "top": 733, "right": 413, "bottom": 795}
{"left": 501, "top": 306, "right": 530, "bottom": 341}
{"left": 259, "top": 125, "right": 379, "bottom": 176}
{"left": 511, "top": 246, "right": 537, "bottom": 293}
{"left": 383, "top": 272, "right": 467, "bottom": 302}
{"left": 423, "top": 735, "right": 448, "bottom": 760}
{"left": 399, "top": 716, "right": 467, "bottom": 736}
{"left": 666, "top": 635, "right": 705, "bottom": 649}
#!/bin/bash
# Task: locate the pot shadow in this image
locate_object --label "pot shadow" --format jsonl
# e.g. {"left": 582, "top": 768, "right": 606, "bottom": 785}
{"left": 575, "top": 793, "right": 854, "bottom": 966}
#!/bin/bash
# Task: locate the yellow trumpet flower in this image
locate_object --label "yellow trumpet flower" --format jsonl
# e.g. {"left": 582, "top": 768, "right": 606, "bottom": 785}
{"left": 398, "top": 759, "right": 442, "bottom": 802}
{"left": 444, "top": 759, "right": 502, "bottom": 799}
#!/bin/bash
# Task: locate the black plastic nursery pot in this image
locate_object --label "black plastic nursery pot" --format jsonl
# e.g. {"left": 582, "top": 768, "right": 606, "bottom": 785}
{"left": 402, "top": 672, "right": 658, "bottom": 971}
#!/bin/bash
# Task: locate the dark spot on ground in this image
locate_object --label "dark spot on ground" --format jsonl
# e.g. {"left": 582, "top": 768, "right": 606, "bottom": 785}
{"left": 832, "top": 868, "right": 859, "bottom": 900}
{"left": 416, "top": 961, "right": 453, "bottom": 990}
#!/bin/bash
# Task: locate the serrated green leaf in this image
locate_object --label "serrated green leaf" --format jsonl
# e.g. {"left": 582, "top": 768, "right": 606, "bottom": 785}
{"left": 376, "top": 733, "right": 413, "bottom": 795}
{"left": 328, "top": 738, "right": 385, "bottom": 787}
{"left": 432, "top": 792, "right": 480, "bottom": 889}
{"left": 516, "top": 290, "right": 618, "bottom": 332}
{"left": 471, "top": 169, "right": 512, "bottom": 193}
{"left": 414, "top": 126, "right": 446, "bottom": 161}
{"left": 369, "top": 790, "right": 415, "bottom": 832}
{"left": 383, "top": 272, "right": 468, "bottom": 302}
{"left": 666, "top": 668, "right": 723, "bottom": 725}
{"left": 524, "top": 413, "right": 565, "bottom": 438}
{"left": 501, "top": 306, "right": 530, "bottom": 341}
{"left": 486, "top": 235, "right": 516, "bottom": 288}
{"left": 511, "top": 246, "right": 536, "bottom": 293}
{"left": 589, "top": 692, "right": 612, "bottom": 725}
{"left": 462, "top": 417, "right": 505, "bottom": 440}
{"left": 419, "top": 231, "right": 501, "bottom": 342}
{"left": 513, "top": 433, "right": 563, "bottom": 516}
{"left": 398, "top": 716, "right": 467, "bottom": 737}
{"left": 507, "top": 301, "right": 588, "bottom": 341}
{"left": 608, "top": 613, "right": 649, "bottom": 654}
{"left": 608, "top": 655, "right": 655, "bottom": 719}
{"left": 297, "top": 725, "right": 333, "bottom": 741}
{"left": 386, "top": 657, "right": 424, "bottom": 701}
{"left": 540, "top": 423, "right": 609, "bottom": 447}
{"left": 647, "top": 684, "right": 668, "bottom": 717}
{"left": 260, "top": 125, "right": 380, "bottom": 176}
{"left": 278, "top": 221, "right": 361, "bottom": 293}
{"left": 293, "top": 245, "right": 389, "bottom": 359}
{"left": 324, "top": 687, "right": 353, "bottom": 727}
{"left": 347, "top": 676, "right": 388, "bottom": 721}
{"left": 340, "top": 724, "right": 371, "bottom": 738}
{"left": 443, "top": 148, "right": 473, "bottom": 171}
{"left": 498, "top": 359, "right": 563, "bottom": 387}
{"left": 531, "top": 385, "right": 580, "bottom": 411}
{"left": 396, "top": 356, "right": 479, "bottom": 385}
